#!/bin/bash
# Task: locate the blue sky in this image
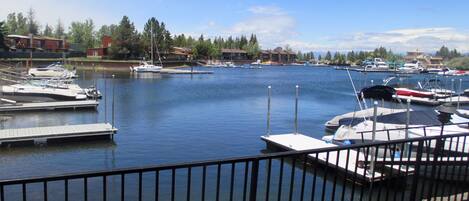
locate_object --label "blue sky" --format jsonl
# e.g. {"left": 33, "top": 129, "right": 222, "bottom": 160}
{"left": 2, "top": 0, "right": 468, "bottom": 52}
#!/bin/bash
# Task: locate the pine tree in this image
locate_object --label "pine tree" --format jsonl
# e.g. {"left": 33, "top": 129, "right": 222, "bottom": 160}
{"left": 26, "top": 8, "right": 39, "bottom": 35}
{"left": 54, "top": 19, "right": 65, "bottom": 39}
{"left": 110, "top": 16, "right": 140, "bottom": 59}
{"left": 325, "top": 51, "right": 332, "bottom": 61}
{"left": 0, "top": 21, "right": 7, "bottom": 50}
{"left": 42, "top": 24, "right": 53, "bottom": 37}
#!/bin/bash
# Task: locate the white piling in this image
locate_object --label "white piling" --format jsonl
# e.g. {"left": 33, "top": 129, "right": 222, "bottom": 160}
{"left": 112, "top": 74, "right": 115, "bottom": 131}
{"left": 267, "top": 86, "right": 272, "bottom": 136}
{"left": 294, "top": 85, "right": 299, "bottom": 134}
{"left": 450, "top": 79, "right": 455, "bottom": 104}
{"left": 104, "top": 75, "right": 107, "bottom": 123}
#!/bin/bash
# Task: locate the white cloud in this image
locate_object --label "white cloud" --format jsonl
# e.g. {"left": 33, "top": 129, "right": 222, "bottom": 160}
{"left": 280, "top": 27, "right": 469, "bottom": 53}
{"left": 247, "top": 5, "right": 285, "bottom": 15}
{"left": 225, "top": 5, "right": 296, "bottom": 49}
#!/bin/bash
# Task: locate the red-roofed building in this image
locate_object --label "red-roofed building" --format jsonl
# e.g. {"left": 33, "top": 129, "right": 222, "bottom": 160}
{"left": 5, "top": 34, "right": 68, "bottom": 52}
{"left": 87, "top": 36, "right": 113, "bottom": 58}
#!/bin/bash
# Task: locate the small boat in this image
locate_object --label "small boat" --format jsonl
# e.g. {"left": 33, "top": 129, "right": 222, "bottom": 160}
{"left": 28, "top": 62, "right": 77, "bottom": 79}
{"left": 359, "top": 85, "right": 396, "bottom": 100}
{"left": 324, "top": 110, "right": 469, "bottom": 150}
{"left": 437, "top": 67, "right": 467, "bottom": 76}
{"left": 251, "top": 59, "right": 261, "bottom": 65}
{"left": 131, "top": 21, "right": 163, "bottom": 73}
{"left": 361, "top": 58, "right": 390, "bottom": 71}
{"left": 325, "top": 107, "right": 407, "bottom": 132}
{"left": 130, "top": 61, "right": 162, "bottom": 73}
{"left": 395, "top": 87, "right": 434, "bottom": 98}
{"left": 1, "top": 82, "right": 88, "bottom": 102}
{"left": 398, "top": 60, "right": 421, "bottom": 74}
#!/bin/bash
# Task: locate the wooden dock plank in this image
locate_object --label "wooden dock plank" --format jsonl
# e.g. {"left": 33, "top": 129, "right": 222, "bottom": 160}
{"left": 0, "top": 100, "right": 98, "bottom": 112}
{"left": 0, "top": 123, "right": 117, "bottom": 144}
{"left": 261, "top": 133, "right": 387, "bottom": 182}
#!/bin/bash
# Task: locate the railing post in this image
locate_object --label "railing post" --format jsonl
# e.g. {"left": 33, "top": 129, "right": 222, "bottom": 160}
{"left": 427, "top": 124, "right": 445, "bottom": 199}
{"left": 249, "top": 159, "right": 259, "bottom": 201}
{"left": 409, "top": 140, "right": 424, "bottom": 200}
{"left": 405, "top": 98, "right": 411, "bottom": 157}
{"left": 370, "top": 101, "right": 378, "bottom": 175}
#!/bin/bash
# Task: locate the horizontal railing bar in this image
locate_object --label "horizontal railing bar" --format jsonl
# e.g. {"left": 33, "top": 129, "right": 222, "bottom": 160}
{"left": 1, "top": 130, "right": 468, "bottom": 185}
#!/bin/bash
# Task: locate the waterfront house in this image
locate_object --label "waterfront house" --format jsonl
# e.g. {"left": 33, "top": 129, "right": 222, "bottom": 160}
{"left": 5, "top": 34, "right": 68, "bottom": 52}
{"left": 220, "top": 48, "right": 248, "bottom": 61}
{"left": 87, "top": 36, "right": 113, "bottom": 58}
{"left": 404, "top": 51, "right": 444, "bottom": 69}
{"left": 165, "top": 47, "right": 193, "bottom": 61}
{"left": 260, "top": 47, "right": 296, "bottom": 64}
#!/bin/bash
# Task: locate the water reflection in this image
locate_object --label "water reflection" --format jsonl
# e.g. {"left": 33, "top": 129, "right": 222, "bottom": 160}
{"left": 130, "top": 72, "right": 163, "bottom": 79}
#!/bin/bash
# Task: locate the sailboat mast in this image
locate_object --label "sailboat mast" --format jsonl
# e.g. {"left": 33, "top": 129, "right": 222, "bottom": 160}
{"left": 151, "top": 21, "right": 154, "bottom": 65}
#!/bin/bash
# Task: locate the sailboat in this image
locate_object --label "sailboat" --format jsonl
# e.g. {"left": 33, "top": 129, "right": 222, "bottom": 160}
{"left": 130, "top": 22, "right": 163, "bottom": 73}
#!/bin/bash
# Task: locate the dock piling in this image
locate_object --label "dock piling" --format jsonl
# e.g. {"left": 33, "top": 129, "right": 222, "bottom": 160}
{"left": 266, "top": 86, "right": 271, "bottom": 136}
{"left": 112, "top": 74, "right": 115, "bottom": 132}
{"left": 104, "top": 74, "right": 107, "bottom": 123}
{"left": 294, "top": 85, "right": 299, "bottom": 134}
{"left": 450, "top": 79, "right": 455, "bottom": 104}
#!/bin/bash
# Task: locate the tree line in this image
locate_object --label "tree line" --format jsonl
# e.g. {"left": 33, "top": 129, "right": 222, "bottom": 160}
{"left": 296, "top": 47, "right": 403, "bottom": 65}
{"left": 172, "top": 34, "right": 260, "bottom": 60}
{"left": 1, "top": 8, "right": 260, "bottom": 60}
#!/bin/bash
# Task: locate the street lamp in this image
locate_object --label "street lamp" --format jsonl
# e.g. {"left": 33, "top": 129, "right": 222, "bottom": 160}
{"left": 436, "top": 103, "right": 456, "bottom": 133}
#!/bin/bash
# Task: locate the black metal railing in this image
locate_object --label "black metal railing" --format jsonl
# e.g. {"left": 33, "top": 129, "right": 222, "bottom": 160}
{"left": 1, "top": 127, "right": 469, "bottom": 201}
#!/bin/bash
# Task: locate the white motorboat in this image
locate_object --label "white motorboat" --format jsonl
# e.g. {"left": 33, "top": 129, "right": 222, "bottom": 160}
{"left": 399, "top": 60, "right": 421, "bottom": 74}
{"left": 323, "top": 110, "right": 469, "bottom": 153}
{"left": 28, "top": 63, "right": 77, "bottom": 79}
{"left": 1, "top": 82, "right": 88, "bottom": 102}
{"left": 130, "top": 61, "right": 163, "bottom": 73}
{"left": 251, "top": 59, "right": 261, "bottom": 65}
{"left": 437, "top": 68, "right": 467, "bottom": 76}
{"left": 362, "top": 58, "right": 390, "bottom": 71}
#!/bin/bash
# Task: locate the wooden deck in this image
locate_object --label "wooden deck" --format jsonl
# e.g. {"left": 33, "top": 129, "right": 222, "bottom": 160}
{"left": 0, "top": 100, "right": 98, "bottom": 112}
{"left": 261, "top": 133, "right": 412, "bottom": 182}
{"left": 0, "top": 123, "right": 117, "bottom": 145}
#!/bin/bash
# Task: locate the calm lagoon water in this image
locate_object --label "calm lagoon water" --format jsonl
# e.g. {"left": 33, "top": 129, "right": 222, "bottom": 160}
{"left": 0, "top": 66, "right": 467, "bottom": 180}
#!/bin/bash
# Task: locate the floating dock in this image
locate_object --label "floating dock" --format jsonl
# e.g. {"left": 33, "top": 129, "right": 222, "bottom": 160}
{"left": 0, "top": 123, "right": 117, "bottom": 146}
{"left": 0, "top": 100, "right": 99, "bottom": 112}
{"left": 261, "top": 133, "right": 412, "bottom": 182}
